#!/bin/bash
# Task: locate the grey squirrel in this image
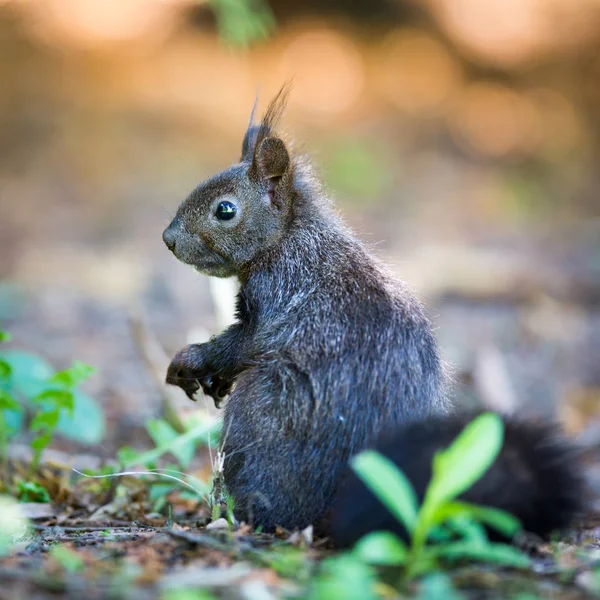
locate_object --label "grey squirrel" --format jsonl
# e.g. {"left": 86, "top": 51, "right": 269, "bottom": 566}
{"left": 162, "top": 87, "right": 583, "bottom": 544}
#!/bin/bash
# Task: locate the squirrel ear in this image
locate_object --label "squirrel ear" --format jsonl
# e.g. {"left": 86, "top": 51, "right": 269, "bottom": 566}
{"left": 255, "top": 137, "right": 290, "bottom": 181}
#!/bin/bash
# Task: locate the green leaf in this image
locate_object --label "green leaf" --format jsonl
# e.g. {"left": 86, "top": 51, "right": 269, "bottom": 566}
{"left": 0, "top": 331, "right": 11, "bottom": 343}
{"left": 437, "top": 501, "right": 522, "bottom": 538}
{"left": 147, "top": 418, "right": 178, "bottom": 447}
{"left": 15, "top": 480, "right": 51, "bottom": 503}
{"left": 427, "top": 539, "right": 531, "bottom": 568}
{"left": 125, "top": 421, "right": 216, "bottom": 469}
{"left": 146, "top": 418, "right": 195, "bottom": 468}
{"left": 428, "top": 413, "right": 504, "bottom": 505}
{"left": 353, "top": 531, "right": 407, "bottom": 565}
{"left": 148, "top": 482, "right": 178, "bottom": 502}
{"left": 50, "top": 361, "right": 94, "bottom": 389}
{"left": 30, "top": 431, "right": 52, "bottom": 452}
{"left": 0, "top": 360, "right": 11, "bottom": 378}
{"left": 117, "top": 446, "right": 141, "bottom": 466}
{"left": 0, "top": 393, "right": 24, "bottom": 436}
{"left": 351, "top": 450, "right": 418, "bottom": 535}
{"left": 442, "top": 516, "right": 488, "bottom": 545}
{"left": 30, "top": 410, "right": 60, "bottom": 432}
{"left": 0, "top": 389, "right": 19, "bottom": 412}
{"left": 33, "top": 389, "right": 74, "bottom": 413}
{"left": 55, "top": 391, "right": 105, "bottom": 445}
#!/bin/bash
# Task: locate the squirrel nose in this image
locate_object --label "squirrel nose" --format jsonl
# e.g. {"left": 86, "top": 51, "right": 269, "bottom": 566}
{"left": 162, "top": 224, "right": 177, "bottom": 251}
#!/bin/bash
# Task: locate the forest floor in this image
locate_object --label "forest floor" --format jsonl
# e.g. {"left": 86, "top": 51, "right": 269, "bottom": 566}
{"left": 1, "top": 469, "right": 600, "bottom": 600}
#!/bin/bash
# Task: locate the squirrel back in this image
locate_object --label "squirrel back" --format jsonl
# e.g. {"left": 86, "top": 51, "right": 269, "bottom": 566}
{"left": 163, "top": 88, "right": 582, "bottom": 541}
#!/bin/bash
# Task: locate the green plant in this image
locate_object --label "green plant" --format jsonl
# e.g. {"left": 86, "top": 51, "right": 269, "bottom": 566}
{"left": 0, "top": 329, "right": 103, "bottom": 492}
{"left": 119, "top": 413, "right": 218, "bottom": 471}
{"left": 351, "top": 413, "right": 530, "bottom": 580}
{"left": 15, "top": 480, "right": 51, "bottom": 503}
{"left": 28, "top": 361, "right": 95, "bottom": 474}
{"left": 109, "top": 413, "right": 221, "bottom": 513}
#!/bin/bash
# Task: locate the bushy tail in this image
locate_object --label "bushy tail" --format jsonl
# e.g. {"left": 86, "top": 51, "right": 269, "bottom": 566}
{"left": 330, "top": 414, "right": 584, "bottom": 548}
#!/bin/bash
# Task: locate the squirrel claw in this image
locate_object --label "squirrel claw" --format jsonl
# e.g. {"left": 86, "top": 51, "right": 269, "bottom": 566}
{"left": 200, "top": 375, "right": 231, "bottom": 408}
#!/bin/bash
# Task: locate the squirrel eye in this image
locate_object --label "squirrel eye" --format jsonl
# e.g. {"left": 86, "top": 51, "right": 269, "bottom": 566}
{"left": 215, "top": 200, "right": 237, "bottom": 221}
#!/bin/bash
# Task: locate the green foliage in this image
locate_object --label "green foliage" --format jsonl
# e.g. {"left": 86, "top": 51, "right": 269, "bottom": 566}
{"left": 0, "top": 330, "right": 103, "bottom": 494}
{"left": 0, "top": 350, "right": 104, "bottom": 445}
{"left": 27, "top": 361, "right": 97, "bottom": 473}
{"left": 146, "top": 418, "right": 197, "bottom": 469}
{"left": 116, "top": 413, "right": 219, "bottom": 511}
{"left": 210, "top": 0, "right": 275, "bottom": 47}
{"left": 350, "top": 413, "right": 530, "bottom": 581}
{"left": 15, "top": 480, "right": 51, "bottom": 503}
{"left": 352, "top": 451, "right": 418, "bottom": 537}
{"left": 119, "top": 413, "right": 218, "bottom": 471}
{"left": 354, "top": 531, "right": 407, "bottom": 566}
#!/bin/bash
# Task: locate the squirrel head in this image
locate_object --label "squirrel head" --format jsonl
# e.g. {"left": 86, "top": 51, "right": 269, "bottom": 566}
{"left": 163, "top": 86, "right": 296, "bottom": 278}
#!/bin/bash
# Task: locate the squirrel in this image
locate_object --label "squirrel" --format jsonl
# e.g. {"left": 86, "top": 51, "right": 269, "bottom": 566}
{"left": 162, "top": 87, "right": 583, "bottom": 544}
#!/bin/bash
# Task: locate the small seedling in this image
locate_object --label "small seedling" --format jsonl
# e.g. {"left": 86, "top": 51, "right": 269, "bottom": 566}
{"left": 351, "top": 413, "right": 530, "bottom": 580}
{"left": 0, "top": 330, "right": 102, "bottom": 494}
{"left": 114, "top": 414, "right": 218, "bottom": 510}
{"left": 119, "top": 414, "right": 218, "bottom": 472}
{"left": 15, "top": 480, "right": 51, "bottom": 503}
{"left": 27, "top": 361, "right": 94, "bottom": 474}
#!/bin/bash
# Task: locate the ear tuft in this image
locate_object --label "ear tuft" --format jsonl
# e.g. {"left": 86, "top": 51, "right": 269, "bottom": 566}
{"left": 241, "top": 83, "right": 291, "bottom": 163}
{"left": 256, "top": 137, "right": 290, "bottom": 180}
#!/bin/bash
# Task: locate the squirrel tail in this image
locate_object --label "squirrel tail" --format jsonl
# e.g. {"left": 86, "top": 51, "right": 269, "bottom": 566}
{"left": 330, "top": 413, "right": 584, "bottom": 548}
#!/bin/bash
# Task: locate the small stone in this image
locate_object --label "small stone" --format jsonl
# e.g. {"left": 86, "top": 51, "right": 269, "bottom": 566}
{"left": 206, "top": 518, "right": 229, "bottom": 530}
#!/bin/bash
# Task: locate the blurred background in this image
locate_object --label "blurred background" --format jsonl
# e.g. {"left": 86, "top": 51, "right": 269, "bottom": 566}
{"left": 0, "top": 0, "right": 599, "bottom": 455}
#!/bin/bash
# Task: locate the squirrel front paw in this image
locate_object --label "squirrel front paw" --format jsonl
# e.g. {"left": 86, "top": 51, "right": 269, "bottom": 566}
{"left": 166, "top": 344, "right": 232, "bottom": 407}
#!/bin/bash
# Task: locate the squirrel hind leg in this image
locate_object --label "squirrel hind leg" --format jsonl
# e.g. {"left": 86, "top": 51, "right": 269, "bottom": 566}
{"left": 330, "top": 414, "right": 585, "bottom": 548}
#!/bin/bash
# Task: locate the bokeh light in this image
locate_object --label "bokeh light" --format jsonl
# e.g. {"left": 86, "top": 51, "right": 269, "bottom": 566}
{"left": 376, "top": 28, "right": 462, "bottom": 116}
{"left": 449, "top": 82, "right": 541, "bottom": 158}
{"left": 278, "top": 26, "right": 365, "bottom": 115}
